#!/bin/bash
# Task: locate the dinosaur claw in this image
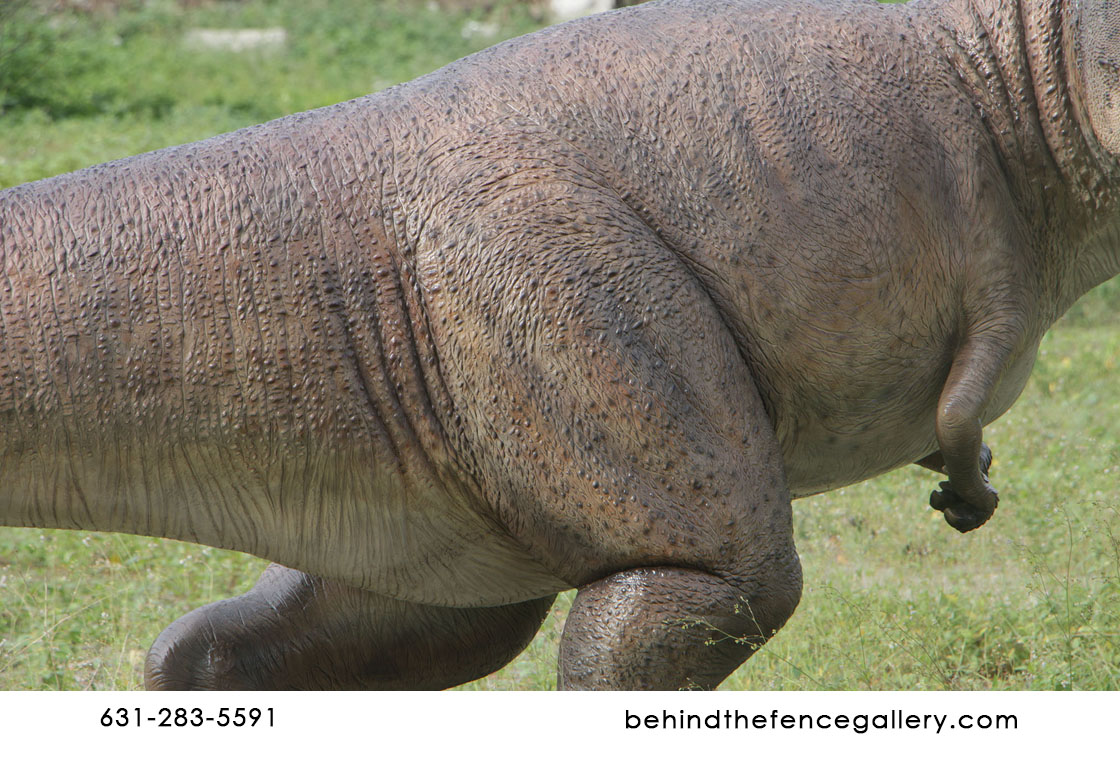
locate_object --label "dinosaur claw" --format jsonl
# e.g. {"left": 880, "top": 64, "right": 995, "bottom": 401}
{"left": 927, "top": 446, "right": 998, "bottom": 532}
{"left": 929, "top": 481, "right": 954, "bottom": 512}
{"left": 979, "top": 443, "right": 993, "bottom": 477}
{"left": 928, "top": 482, "right": 997, "bottom": 533}
{"left": 943, "top": 507, "right": 990, "bottom": 533}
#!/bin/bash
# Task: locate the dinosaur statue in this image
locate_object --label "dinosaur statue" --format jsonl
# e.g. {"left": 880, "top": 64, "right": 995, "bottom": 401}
{"left": 1, "top": 0, "right": 1117, "bottom": 689}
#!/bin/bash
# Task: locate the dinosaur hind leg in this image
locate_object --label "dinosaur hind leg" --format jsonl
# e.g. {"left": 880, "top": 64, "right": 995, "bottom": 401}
{"left": 144, "top": 563, "right": 556, "bottom": 690}
{"left": 559, "top": 558, "right": 801, "bottom": 689}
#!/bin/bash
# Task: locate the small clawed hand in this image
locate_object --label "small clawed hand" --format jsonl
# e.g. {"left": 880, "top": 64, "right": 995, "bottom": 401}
{"left": 929, "top": 443, "right": 998, "bottom": 533}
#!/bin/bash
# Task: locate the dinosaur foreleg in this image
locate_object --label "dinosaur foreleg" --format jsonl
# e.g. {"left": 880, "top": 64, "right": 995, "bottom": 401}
{"left": 144, "top": 563, "right": 556, "bottom": 690}
{"left": 927, "top": 329, "right": 1014, "bottom": 532}
{"left": 915, "top": 443, "right": 993, "bottom": 491}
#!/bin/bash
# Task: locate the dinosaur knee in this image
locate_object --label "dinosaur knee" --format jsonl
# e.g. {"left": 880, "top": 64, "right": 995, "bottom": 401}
{"left": 559, "top": 560, "right": 802, "bottom": 690}
{"left": 144, "top": 598, "right": 271, "bottom": 690}
{"left": 734, "top": 547, "right": 803, "bottom": 645}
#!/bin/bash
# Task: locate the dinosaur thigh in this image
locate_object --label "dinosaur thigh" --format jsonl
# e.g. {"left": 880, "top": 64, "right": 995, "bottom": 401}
{"left": 432, "top": 215, "right": 802, "bottom": 686}
{"left": 440, "top": 223, "right": 797, "bottom": 586}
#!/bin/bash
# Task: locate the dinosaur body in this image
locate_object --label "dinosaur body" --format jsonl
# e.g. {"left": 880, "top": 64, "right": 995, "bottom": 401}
{"left": 1, "top": 0, "right": 1117, "bottom": 688}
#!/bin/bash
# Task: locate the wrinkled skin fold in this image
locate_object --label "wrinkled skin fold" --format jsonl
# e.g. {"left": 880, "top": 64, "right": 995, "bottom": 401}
{"left": 1, "top": 0, "right": 1119, "bottom": 689}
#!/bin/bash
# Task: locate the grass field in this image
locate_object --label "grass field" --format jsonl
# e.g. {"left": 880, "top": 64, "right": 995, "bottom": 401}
{"left": 0, "top": 0, "right": 1118, "bottom": 690}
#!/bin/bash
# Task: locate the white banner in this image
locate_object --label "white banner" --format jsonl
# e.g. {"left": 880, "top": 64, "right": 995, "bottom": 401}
{"left": 1, "top": 690, "right": 1113, "bottom": 759}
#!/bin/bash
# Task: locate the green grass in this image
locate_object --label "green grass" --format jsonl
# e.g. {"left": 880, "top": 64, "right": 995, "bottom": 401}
{"left": 1, "top": 0, "right": 1118, "bottom": 690}
{"left": 0, "top": 0, "right": 545, "bottom": 188}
